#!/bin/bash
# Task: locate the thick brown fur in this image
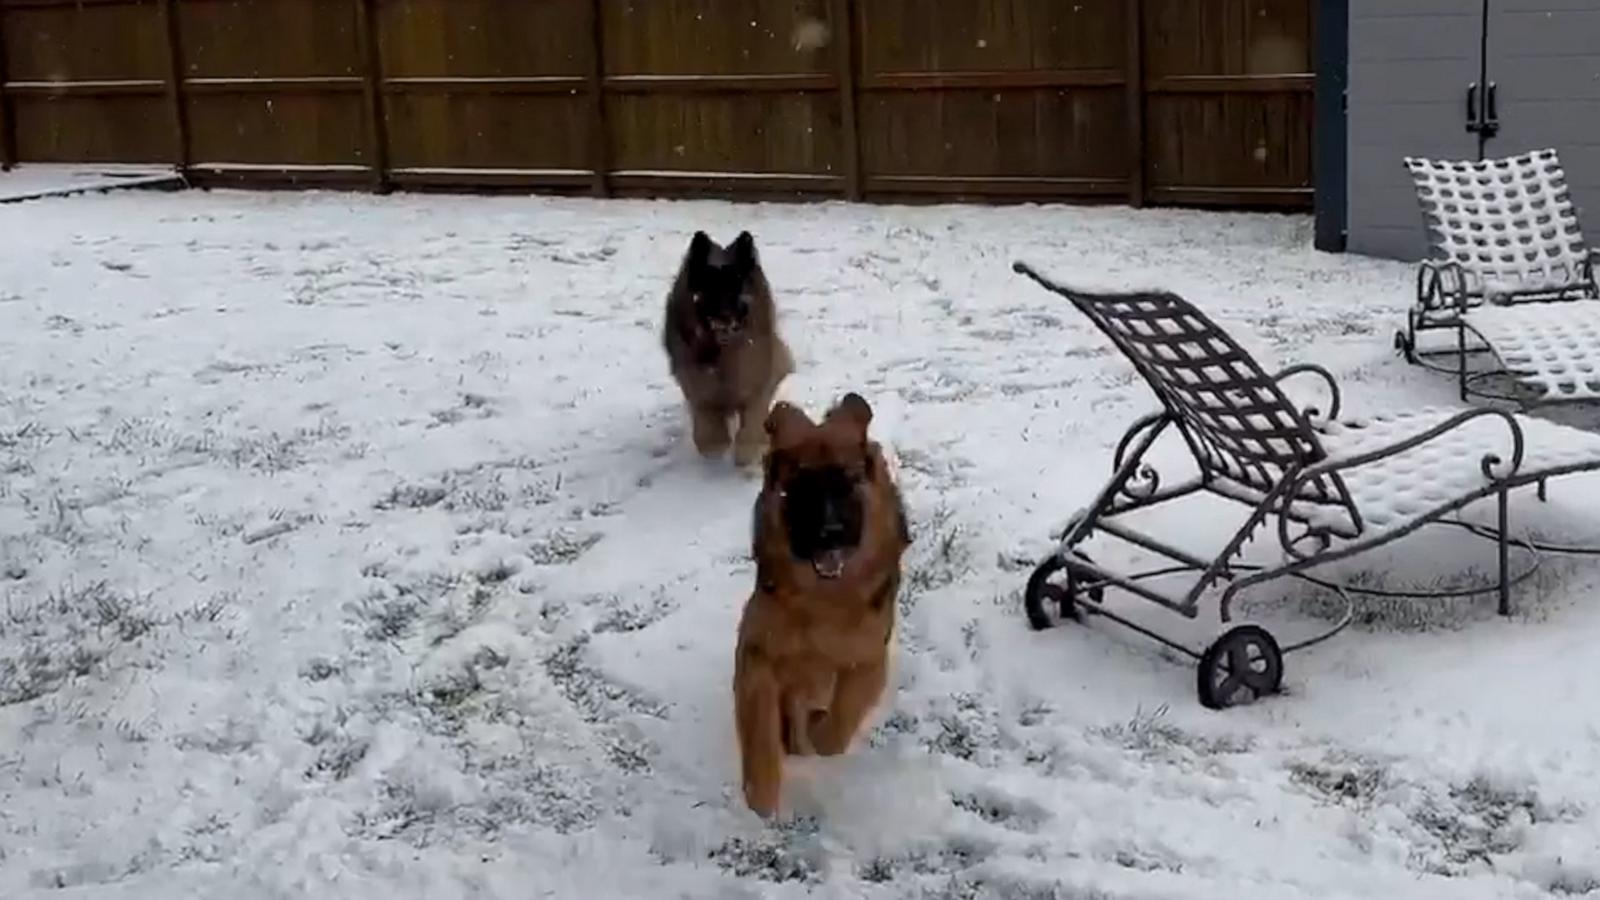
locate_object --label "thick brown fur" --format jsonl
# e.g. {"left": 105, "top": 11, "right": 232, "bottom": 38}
{"left": 732, "top": 393, "right": 911, "bottom": 818}
{"left": 662, "top": 231, "right": 794, "bottom": 467}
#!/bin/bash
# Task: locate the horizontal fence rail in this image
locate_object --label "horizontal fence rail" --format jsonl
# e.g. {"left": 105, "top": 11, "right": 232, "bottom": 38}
{"left": 0, "top": 0, "right": 1315, "bottom": 209}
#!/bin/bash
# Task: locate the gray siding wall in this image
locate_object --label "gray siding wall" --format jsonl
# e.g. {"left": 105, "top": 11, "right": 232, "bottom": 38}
{"left": 1345, "top": 0, "right": 1600, "bottom": 261}
{"left": 1346, "top": 0, "right": 1480, "bottom": 261}
{"left": 1483, "top": 1, "right": 1600, "bottom": 235}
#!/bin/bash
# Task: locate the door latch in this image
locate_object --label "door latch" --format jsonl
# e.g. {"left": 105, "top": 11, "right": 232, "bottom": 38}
{"left": 1467, "top": 81, "right": 1501, "bottom": 137}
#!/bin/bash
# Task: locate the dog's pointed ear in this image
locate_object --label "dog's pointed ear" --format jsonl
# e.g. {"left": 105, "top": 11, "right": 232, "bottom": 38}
{"left": 729, "top": 231, "right": 758, "bottom": 274}
{"left": 764, "top": 401, "right": 813, "bottom": 446}
{"left": 826, "top": 392, "right": 873, "bottom": 436}
{"left": 686, "top": 231, "right": 714, "bottom": 267}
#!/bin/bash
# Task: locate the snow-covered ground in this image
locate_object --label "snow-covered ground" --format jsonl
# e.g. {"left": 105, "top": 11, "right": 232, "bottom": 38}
{"left": 0, "top": 164, "right": 182, "bottom": 204}
{"left": 3, "top": 190, "right": 1599, "bottom": 899}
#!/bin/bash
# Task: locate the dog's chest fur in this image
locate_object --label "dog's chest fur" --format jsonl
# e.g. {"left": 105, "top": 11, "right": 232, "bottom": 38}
{"left": 749, "top": 576, "right": 896, "bottom": 667}
{"left": 673, "top": 335, "right": 777, "bottom": 409}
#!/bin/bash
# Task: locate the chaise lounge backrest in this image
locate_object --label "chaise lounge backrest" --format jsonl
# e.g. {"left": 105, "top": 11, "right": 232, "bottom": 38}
{"left": 1404, "top": 148, "right": 1595, "bottom": 300}
{"left": 1012, "top": 266, "right": 1362, "bottom": 532}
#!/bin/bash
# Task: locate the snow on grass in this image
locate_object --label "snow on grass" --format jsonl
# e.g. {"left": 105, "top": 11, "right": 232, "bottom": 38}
{"left": 2, "top": 190, "right": 1599, "bottom": 898}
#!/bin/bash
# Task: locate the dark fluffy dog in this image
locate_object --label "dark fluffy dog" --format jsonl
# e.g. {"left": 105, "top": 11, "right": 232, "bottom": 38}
{"left": 732, "top": 393, "right": 911, "bottom": 818}
{"left": 661, "top": 230, "right": 794, "bottom": 467}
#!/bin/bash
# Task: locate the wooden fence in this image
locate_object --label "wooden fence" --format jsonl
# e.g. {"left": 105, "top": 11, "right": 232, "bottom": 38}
{"left": 0, "top": 0, "right": 1315, "bottom": 208}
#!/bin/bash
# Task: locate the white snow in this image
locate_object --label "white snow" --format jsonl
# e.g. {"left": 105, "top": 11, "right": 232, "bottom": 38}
{"left": 3, "top": 190, "right": 1600, "bottom": 899}
{"left": 0, "top": 164, "right": 181, "bottom": 203}
{"left": 4, "top": 81, "right": 165, "bottom": 91}
{"left": 188, "top": 163, "right": 372, "bottom": 174}
{"left": 387, "top": 167, "right": 592, "bottom": 178}
{"left": 1466, "top": 303, "right": 1600, "bottom": 400}
{"left": 610, "top": 170, "right": 839, "bottom": 181}
{"left": 184, "top": 77, "right": 362, "bottom": 87}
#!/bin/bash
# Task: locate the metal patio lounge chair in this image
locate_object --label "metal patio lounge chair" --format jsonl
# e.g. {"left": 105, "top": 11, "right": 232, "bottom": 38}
{"left": 1396, "top": 148, "right": 1600, "bottom": 407}
{"left": 1013, "top": 260, "right": 1600, "bottom": 710}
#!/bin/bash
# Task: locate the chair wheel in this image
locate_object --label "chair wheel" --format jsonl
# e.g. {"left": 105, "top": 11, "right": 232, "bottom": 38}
{"left": 1023, "top": 556, "right": 1070, "bottom": 630}
{"left": 1394, "top": 329, "right": 1417, "bottom": 364}
{"left": 1196, "top": 625, "right": 1283, "bottom": 710}
{"left": 1022, "top": 553, "right": 1102, "bottom": 630}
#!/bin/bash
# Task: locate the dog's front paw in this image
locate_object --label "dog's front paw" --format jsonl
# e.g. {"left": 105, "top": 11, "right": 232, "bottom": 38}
{"left": 697, "top": 436, "right": 732, "bottom": 459}
{"left": 743, "top": 778, "right": 780, "bottom": 819}
{"left": 692, "top": 412, "right": 732, "bottom": 458}
{"left": 732, "top": 436, "right": 767, "bottom": 468}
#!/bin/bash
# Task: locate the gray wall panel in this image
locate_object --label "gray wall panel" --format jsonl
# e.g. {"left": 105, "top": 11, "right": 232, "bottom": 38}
{"left": 1483, "top": 4, "right": 1600, "bottom": 234}
{"left": 1345, "top": 0, "right": 1480, "bottom": 260}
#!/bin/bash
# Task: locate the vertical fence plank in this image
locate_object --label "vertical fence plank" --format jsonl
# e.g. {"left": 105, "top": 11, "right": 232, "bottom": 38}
{"left": 585, "top": 0, "right": 610, "bottom": 197}
{"left": 0, "top": 3, "right": 16, "bottom": 169}
{"left": 1125, "top": 0, "right": 1146, "bottom": 207}
{"left": 158, "top": 0, "right": 190, "bottom": 172}
{"left": 354, "top": 0, "right": 389, "bottom": 192}
{"left": 0, "top": 0, "right": 1310, "bottom": 208}
{"left": 832, "top": 0, "right": 861, "bottom": 200}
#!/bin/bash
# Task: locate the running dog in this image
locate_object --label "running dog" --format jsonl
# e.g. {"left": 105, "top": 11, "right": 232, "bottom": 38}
{"left": 661, "top": 230, "right": 794, "bottom": 467}
{"left": 732, "top": 393, "right": 911, "bottom": 817}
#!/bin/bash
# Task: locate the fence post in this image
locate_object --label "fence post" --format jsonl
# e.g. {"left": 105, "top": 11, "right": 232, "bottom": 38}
{"left": 1313, "top": 0, "right": 1348, "bottom": 252}
{"left": 831, "top": 0, "right": 861, "bottom": 201}
{"left": 158, "top": 0, "right": 190, "bottom": 173}
{"left": 585, "top": 0, "right": 610, "bottom": 197}
{"left": 1124, "top": 0, "right": 1146, "bottom": 208}
{"left": 354, "top": 0, "right": 390, "bottom": 193}
{"left": 0, "top": 4, "right": 17, "bottom": 169}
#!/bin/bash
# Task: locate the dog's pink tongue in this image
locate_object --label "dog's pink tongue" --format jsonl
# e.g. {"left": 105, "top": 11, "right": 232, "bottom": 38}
{"left": 814, "top": 549, "right": 848, "bottom": 579}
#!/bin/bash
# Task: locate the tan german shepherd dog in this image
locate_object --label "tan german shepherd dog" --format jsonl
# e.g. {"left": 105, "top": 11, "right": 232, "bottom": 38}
{"left": 732, "top": 393, "right": 911, "bottom": 817}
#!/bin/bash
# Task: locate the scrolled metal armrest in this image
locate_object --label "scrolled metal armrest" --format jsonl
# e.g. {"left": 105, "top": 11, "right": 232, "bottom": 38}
{"left": 1274, "top": 408, "right": 1526, "bottom": 559}
{"left": 1442, "top": 262, "right": 1473, "bottom": 312}
{"left": 1416, "top": 260, "right": 1440, "bottom": 309}
{"left": 1418, "top": 259, "right": 1472, "bottom": 313}
{"left": 1112, "top": 411, "right": 1170, "bottom": 471}
{"left": 1271, "top": 363, "right": 1342, "bottom": 425}
{"left": 1110, "top": 411, "right": 1171, "bottom": 500}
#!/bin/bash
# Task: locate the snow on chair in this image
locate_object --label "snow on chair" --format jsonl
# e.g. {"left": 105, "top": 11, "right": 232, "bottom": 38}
{"left": 1013, "top": 261, "right": 1600, "bottom": 709}
{"left": 1397, "top": 148, "right": 1600, "bottom": 405}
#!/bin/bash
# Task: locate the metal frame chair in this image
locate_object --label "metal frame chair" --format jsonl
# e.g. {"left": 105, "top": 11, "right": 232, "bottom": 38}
{"left": 1014, "top": 261, "right": 1600, "bottom": 709}
{"left": 1396, "top": 148, "right": 1600, "bottom": 406}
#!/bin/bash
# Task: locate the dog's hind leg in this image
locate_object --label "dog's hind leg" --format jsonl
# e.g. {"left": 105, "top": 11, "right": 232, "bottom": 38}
{"left": 734, "top": 652, "right": 785, "bottom": 817}
{"left": 809, "top": 658, "right": 887, "bottom": 756}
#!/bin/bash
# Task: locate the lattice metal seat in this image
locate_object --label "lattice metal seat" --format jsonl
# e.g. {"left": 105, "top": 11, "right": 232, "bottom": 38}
{"left": 1013, "top": 261, "right": 1600, "bottom": 710}
{"left": 1314, "top": 408, "right": 1600, "bottom": 537}
{"left": 1463, "top": 304, "right": 1600, "bottom": 400}
{"left": 1397, "top": 148, "right": 1600, "bottom": 406}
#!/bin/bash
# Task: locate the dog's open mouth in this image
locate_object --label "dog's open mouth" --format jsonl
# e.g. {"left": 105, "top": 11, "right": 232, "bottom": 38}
{"left": 813, "top": 548, "right": 849, "bottom": 579}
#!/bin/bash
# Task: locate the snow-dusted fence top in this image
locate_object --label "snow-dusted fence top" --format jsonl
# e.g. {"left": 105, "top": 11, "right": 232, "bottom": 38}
{"left": 0, "top": 0, "right": 1314, "bottom": 209}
